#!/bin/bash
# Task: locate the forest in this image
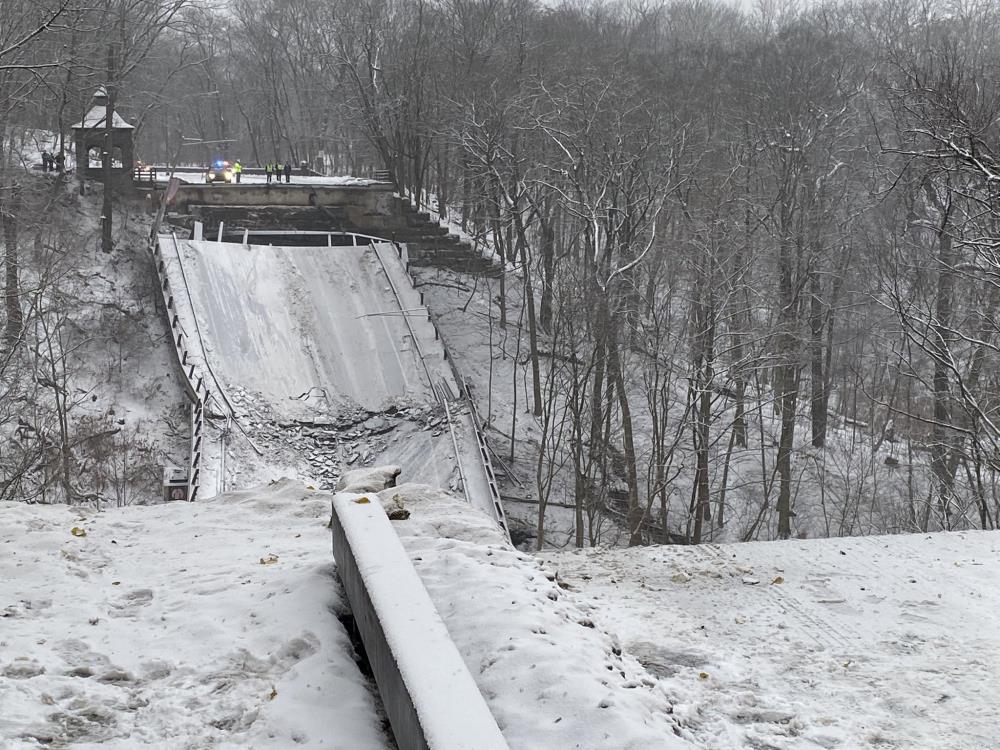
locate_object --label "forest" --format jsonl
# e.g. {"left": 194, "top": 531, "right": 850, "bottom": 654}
{"left": 3, "top": 0, "right": 1000, "bottom": 545}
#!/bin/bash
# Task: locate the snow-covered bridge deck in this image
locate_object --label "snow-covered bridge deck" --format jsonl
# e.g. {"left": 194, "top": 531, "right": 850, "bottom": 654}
{"left": 159, "top": 235, "right": 504, "bottom": 526}
{"left": 175, "top": 238, "right": 434, "bottom": 410}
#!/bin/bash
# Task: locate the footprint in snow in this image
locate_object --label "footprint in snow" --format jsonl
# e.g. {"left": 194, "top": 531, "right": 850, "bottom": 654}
{"left": 2, "top": 657, "right": 45, "bottom": 679}
{"left": 107, "top": 588, "right": 154, "bottom": 618}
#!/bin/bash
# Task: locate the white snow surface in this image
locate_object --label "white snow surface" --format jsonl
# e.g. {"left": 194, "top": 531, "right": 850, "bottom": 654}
{"left": 541, "top": 532, "right": 1000, "bottom": 749}
{"left": 175, "top": 239, "right": 431, "bottom": 412}
{"left": 0, "top": 482, "right": 390, "bottom": 749}
{"left": 69, "top": 105, "right": 135, "bottom": 130}
{"left": 376, "top": 483, "right": 693, "bottom": 750}
{"left": 160, "top": 236, "right": 499, "bottom": 516}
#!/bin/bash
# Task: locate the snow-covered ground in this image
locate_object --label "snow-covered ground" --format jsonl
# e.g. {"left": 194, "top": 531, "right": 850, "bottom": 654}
{"left": 541, "top": 531, "right": 1000, "bottom": 749}
{"left": 1, "top": 175, "right": 188, "bottom": 506}
{"left": 374, "top": 482, "right": 694, "bottom": 749}
{"left": 6, "top": 471, "right": 998, "bottom": 749}
{"left": 0, "top": 482, "right": 390, "bottom": 749}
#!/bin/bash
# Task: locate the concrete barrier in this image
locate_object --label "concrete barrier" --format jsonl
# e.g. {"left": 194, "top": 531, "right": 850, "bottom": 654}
{"left": 330, "top": 493, "right": 509, "bottom": 750}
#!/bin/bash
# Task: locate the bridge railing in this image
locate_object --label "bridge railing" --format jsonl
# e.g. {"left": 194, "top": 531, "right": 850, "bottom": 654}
{"left": 148, "top": 234, "right": 209, "bottom": 501}
{"left": 367, "top": 238, "right": 510, "bottom": 540}
{"left": 133, "top": 166, "right": 158, "bottom": 184}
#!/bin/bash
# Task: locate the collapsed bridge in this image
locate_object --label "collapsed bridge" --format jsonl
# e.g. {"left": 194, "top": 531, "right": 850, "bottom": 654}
{"left": 149, "top": 179, "right": 507, "bottom": 533}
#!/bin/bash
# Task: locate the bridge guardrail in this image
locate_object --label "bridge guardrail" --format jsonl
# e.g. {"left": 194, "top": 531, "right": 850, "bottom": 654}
{"left": 148, "top": 232, "right": 209, "bottom": 501}
{"left": 373, "top": 239, "right": 510, "bottom": 540}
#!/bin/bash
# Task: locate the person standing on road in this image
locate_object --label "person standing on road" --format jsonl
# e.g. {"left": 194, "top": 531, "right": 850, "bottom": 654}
{"left": 265, "top": 161, "right": 273, "bottom": 184}
{"left": 283, "top": 161, "right": 291, "bottom": 183}
{"left": 234, "top": 159, "right": 243, "bottom": 183}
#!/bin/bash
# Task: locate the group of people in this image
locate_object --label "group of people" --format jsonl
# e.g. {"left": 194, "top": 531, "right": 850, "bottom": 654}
{"left": 265, "top": 161, "right": 293, "bottom": 184}
{"left": 40, "top": 150, "right": 64, "bottom": 172}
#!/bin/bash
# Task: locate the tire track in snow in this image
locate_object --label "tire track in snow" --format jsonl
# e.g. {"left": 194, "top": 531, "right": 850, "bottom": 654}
{"left": 693, "top": 543, "right": 855, "bottom": 651}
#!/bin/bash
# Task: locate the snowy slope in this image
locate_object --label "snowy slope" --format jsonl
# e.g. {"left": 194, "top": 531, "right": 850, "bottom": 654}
{"left": 0, "top": 482, "right": 390, "bottom": 749}
{"left": 541, "top": 532, "right": 1000, "bottom": 749}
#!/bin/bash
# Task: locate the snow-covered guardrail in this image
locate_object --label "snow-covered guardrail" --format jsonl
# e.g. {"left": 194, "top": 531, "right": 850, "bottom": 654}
{"left": 330, "top": 492, "right": 509, "bottom": 750}
{"left": 149, "top": 234, "right": 209, "bottom": 501}
{"left": 369, "top": 240, "right": 510, "bottom": 540}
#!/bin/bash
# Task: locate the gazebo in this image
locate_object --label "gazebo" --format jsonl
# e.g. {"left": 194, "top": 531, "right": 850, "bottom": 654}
{"left": 71, "top": 87, "right": 135, "bottom": 181}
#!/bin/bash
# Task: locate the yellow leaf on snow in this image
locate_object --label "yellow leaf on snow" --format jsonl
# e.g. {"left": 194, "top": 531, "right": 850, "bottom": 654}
{"left": 772, "top": 576, "right": 785, "bottom": 585}
{"left": 354, "top": 497, "right": 371, "bottom": 505}
{"left": 70, "top": 527, "right": 87, "bottom": 537}
{"left": 259, "top": 554, "right": 279, "bottom": 565}
{"left": 699, "top": 672, "right": 710, "bottom": 680}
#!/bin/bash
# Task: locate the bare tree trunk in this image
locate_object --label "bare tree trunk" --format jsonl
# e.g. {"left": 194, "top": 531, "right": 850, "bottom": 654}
{"left": 538, "top": 197, "right": 555, "bottom": 332}
{"left": 515, "top": 212, "right": 543, "bottom": 417}
{"left": 1, "top": 181, "right": 22, "bottom": 349}
{"left": 691, "top": 260, "right": 716, "bottom": 543}
{"left": 775, "top": 232, "right": 799, "bottom": 539}
{"left": 101, "top": 45, "right": 117, "bottom": 254}
{"left": 930, "top": 198, "right": 957, "bottom": 524}
{"left": 603, "top": 298, "right": 643, "bottom": 546}
{"left": 717, "top": 424, "right": 738, "bottom": 529}
{"left": 809, "top": 268, "right": 827, "bottom": 447}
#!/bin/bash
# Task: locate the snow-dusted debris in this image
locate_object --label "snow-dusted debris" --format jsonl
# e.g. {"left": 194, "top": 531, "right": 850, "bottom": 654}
{"left": 0, "top": 481, "right": 390, "bottom": 749}
{"left": 337, "top": 465, "right": 402, "bottom": 493}
{"left": 541, "top": 532, "right": 1000, "bottom": 749}
{"left": 375, "top": 483, "right": 693, "bottom": 749}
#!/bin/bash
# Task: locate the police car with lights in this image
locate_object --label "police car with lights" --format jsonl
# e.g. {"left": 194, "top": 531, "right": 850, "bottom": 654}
{"left": 205, "top": 160, "right": 234, "bottom": 184}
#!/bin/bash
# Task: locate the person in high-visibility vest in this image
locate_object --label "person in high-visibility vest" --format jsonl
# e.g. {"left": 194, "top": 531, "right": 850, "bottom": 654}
{"left": 265, "top": 162, "right": 273, "bottom": 184}
{"left": 234, "top": 160, "right": 243, "bottom": 183}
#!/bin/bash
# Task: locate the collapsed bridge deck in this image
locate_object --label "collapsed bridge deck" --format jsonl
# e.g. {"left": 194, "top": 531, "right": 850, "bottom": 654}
{"left": 159, "top": 234, "right": 506, "bottom": 529}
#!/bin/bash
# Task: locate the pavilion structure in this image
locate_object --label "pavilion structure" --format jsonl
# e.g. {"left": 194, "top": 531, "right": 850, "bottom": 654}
{"left": 71, "top": 87, "right": 135, "bottom": 182}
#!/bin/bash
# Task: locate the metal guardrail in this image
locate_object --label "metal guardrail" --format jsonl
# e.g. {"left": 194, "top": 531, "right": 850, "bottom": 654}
{"left": 149, "top": 235, "right": 209, "bottom": 501}
{"left": 371, "top": 239, "right": 510, "bottom": 540}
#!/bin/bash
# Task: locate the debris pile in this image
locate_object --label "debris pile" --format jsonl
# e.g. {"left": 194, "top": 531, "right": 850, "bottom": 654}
{"left": 225, "top": 387, "right": 447, "bottom": 489}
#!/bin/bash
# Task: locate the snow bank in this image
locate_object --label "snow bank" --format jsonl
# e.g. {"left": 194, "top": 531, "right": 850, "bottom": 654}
{"left": 0, "top": 481, "right": 390, "bottom": 749}
{"left": 375, "top": 483, "right": 693, "bottom": 749}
